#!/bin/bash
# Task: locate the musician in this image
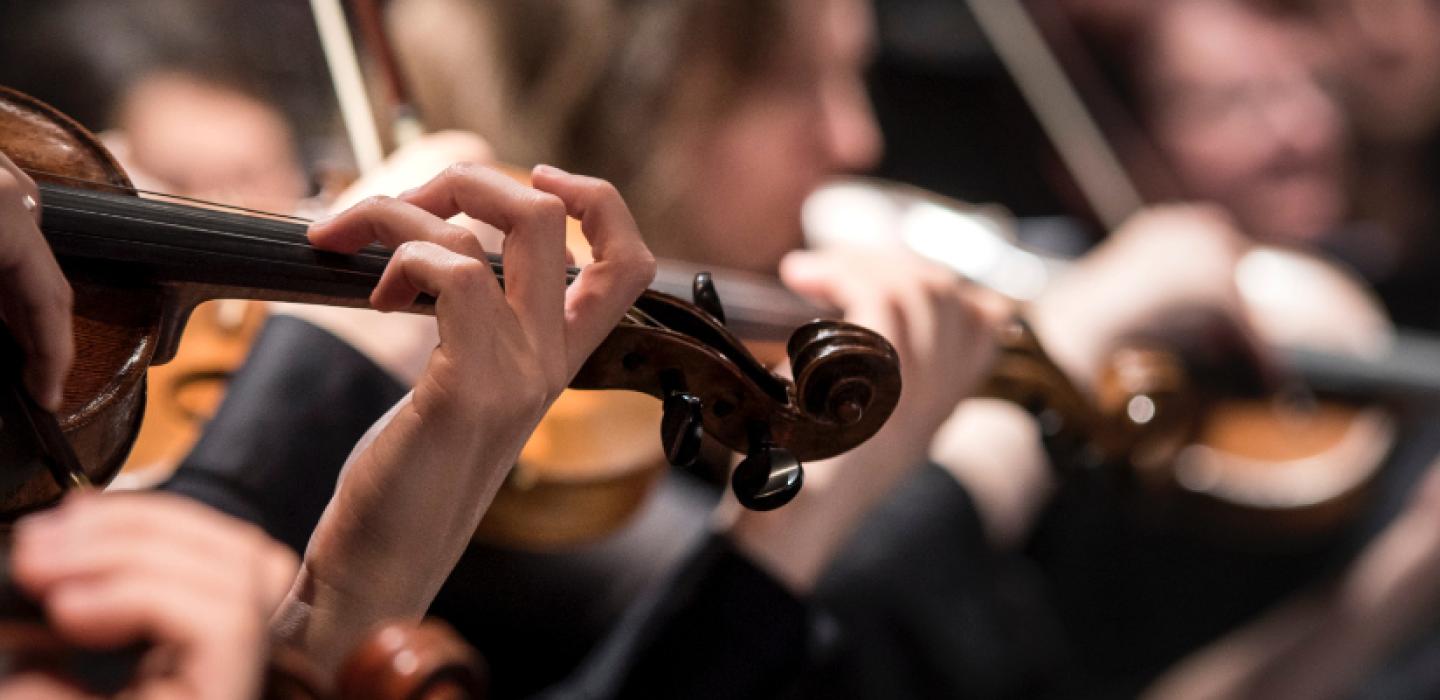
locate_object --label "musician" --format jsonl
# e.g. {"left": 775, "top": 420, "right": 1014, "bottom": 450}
{"left": 0, "top": 142, "right": 663, "bottom": 694}
{"left": 1298, "top": 0, "right": 1440, "bottom": 331}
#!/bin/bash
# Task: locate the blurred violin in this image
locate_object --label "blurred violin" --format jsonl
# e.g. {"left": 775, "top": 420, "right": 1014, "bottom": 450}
{"left": 804, "top": 175, "right": 1425, "bottom": 543}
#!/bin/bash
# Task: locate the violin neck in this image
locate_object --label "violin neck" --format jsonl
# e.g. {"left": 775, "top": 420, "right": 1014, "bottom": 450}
{"left": 38, "top": 182, "right": 443, "bottom": 310}
{"left": 648, "top": 260, "right": 827, "bottom": 342}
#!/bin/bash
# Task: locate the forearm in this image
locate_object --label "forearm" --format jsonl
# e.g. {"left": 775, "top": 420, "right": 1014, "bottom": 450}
{"left": 273, "top": 395, "right": 521, "bottom": 673}
{"left": 930, "top": 398, "right": 1054, "bottom": 549}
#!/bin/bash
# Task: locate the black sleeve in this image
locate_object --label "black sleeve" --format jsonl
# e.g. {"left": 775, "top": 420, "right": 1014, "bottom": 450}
{"left": 160, "top": 316, "right": 407, "bottom": 553}
{"left": 541, "top": 533, "right": 811, "bottom": 700}
{"left": 800, "top": 463, "right": 1066, "bottom": 699}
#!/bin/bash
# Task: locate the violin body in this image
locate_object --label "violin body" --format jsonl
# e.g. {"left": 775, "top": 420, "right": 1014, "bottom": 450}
{"left": 0, "top": 86, "right": 154, "bottom": 515}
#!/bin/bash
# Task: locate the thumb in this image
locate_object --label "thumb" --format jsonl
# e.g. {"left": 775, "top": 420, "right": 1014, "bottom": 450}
{"left": 779, "top": 251, "right": 850, "bottom": 308}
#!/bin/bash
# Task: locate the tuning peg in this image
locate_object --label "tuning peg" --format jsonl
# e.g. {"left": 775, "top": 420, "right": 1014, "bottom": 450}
{"left": 692, "top": 271, "right": 726, "bottom": 325}
{"left": 731, "top": 436, "right": 803, "bottom": 511}
{"left": 661, "top": 390, "right": 704, "bottom": 467}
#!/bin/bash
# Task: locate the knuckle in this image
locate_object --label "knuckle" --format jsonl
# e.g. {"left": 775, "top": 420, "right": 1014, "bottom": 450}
{"left": 356, "top": 195, "right": 395, "bottom": 215}
{"left": 625, "top": 249, "right": 659, "bottom": 289}
{"left": 586, "top": 178, "right": 620, "bottom": 202}
{"left": 446, "top": 257, "right": 490, "bottom": 292}
{"left": 358, "top": 194, "right": 390, "bottom": 209}
{"left": 393, "top": 239, "right": 425, "bottom": 260}
{"left": 441, "top": 161, "right": 485, "bottom": 183}
{"left": 524, "top": 192, "right": 567, "bottom": 226}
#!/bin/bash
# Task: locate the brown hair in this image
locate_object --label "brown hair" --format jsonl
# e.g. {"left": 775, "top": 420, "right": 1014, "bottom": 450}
{"left": 388, "top": 0, "right": 788, "bottom": 247}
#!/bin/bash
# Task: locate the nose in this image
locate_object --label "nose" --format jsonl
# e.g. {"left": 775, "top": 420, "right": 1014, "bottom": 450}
{"left": 819, "top": 78, "right": 884, "bottom": 173}
{"left": 1255, "top": 78, "right": 1339, "bottom": 160}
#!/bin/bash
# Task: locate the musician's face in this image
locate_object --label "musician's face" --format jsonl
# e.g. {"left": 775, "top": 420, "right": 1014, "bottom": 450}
{"left": 1309, "top": 0, "right": 1440, "bottom": 144}
{"left": 670, "top": 0, "right": 881, "bottom": 274}
{"left": 1146, "top": 1, "right": 1347, "bottom": 244}
{"left": 109, "top": 72, "right": 307, "bottom": 214}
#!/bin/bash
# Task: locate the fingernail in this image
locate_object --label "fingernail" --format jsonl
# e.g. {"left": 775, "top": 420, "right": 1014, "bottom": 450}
{"left": 397, "top": 186, "right": 420, "bottom": 199}
{"left": 534, "top": 164, "right": 567, "bottom": 177}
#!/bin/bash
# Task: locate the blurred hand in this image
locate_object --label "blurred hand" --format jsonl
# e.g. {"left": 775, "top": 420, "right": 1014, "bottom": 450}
{"left": 4, "top": 493, "right": 297, "bottom": 700}
{"left": 0, "top": 151, "right": 73, "bottom": 411}
{"left": 282, "top": 163, "right": 655, "bottom": 672}
{"left": 1029, "top": 204, "right": 1268, "bottom": 388}
{"left": 722, "top": 245, "right": 1006, "bottom": 592}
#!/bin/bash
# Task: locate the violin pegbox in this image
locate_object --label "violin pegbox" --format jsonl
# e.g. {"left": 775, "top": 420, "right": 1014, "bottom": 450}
{"left": 571, "top": 287, "right": 901, "bottom": 513}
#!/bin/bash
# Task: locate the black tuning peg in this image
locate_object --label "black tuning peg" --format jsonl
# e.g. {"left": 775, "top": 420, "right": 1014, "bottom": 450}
{"left": 692, "top": 272, "right": 726, "bottom": 325}
{"left": 660, "top": 372, "right": 704, "bottom": 467}
{"left": 731, "top": 434, "right": 804, "bottom": 511}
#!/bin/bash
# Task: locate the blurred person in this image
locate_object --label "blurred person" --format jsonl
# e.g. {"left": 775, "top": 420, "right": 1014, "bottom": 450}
{"left": 392, "top": 0, "right": 883, "bottom": 275}
{"left": 1140, "top": 0, "right": 1350, "bottom": 247}
{"left": 1071, "top": 0, "right": 1351, "bottom": 248}
{"left": 1301, "top": 0, "right": 1440, "bottom": 331}
{"left": 103, "top": 71, "right": 308, "bottom": 215}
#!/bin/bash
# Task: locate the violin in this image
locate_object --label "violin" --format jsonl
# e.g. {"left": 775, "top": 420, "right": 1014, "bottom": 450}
{"left": 803, "top": 176, "right": 1409, "bottom": 544}
{"left": 0, "top": 84, "right": 901, "bottom": 521}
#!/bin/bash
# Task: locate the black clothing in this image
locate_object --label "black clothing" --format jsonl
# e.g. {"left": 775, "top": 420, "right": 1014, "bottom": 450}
{"left": 164, "top": 316, "right": 408, "bottom": 554}
{"left": 162, "top": 315, "right": 812, "bottom": 699}
{"left": 798, "top": 464, "right": 1064, "bottom": 699}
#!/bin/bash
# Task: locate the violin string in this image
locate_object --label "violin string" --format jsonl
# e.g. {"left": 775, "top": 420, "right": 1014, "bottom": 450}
{"left": 38, "top": 180, "right": 602, "bottom": 285}
{"left": 32, "top": 177, "right": 660, "bottom": 326}
{"left": 21, "top": 167, "right": 316, "bottom": 224}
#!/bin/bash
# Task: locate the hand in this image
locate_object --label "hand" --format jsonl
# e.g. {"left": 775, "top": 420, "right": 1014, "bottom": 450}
{"left": 279, "top": 163, "right": 655, "bottom": 672}
{"left": 1029, "top": 204, "right": 1266, "bottom": 389}
{"left": 0, "top": 151, "right": 73, "bottom": 411}
{"left": 721, "top": 245, "right": 1005, "bottom": 593}
{"left": 3, "top": 492, "right": 298, "bottom": 700}
{"left": 275, "top": 130, "right": 498, "bottom": 384}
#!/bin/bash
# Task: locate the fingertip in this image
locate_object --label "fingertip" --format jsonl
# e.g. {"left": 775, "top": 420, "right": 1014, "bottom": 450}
{"left": 306, "top": 223, "right": 366, "bottom": 255}
{"left": 778, "top": 251, "right": 823, "bottom": 286}
{"left": 305, "top": 219, "right": 339, "bottom": 248}
{"left": 22, "top": 371, "right": 61, "bottom": 413}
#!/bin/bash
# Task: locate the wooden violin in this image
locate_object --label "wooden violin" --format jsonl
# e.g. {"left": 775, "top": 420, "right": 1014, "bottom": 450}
{"left": 0, "top": 84, "right": 901, "bottom": 520}
{"left": 803, "top": 173, "right": 1412, "bottom": 545}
